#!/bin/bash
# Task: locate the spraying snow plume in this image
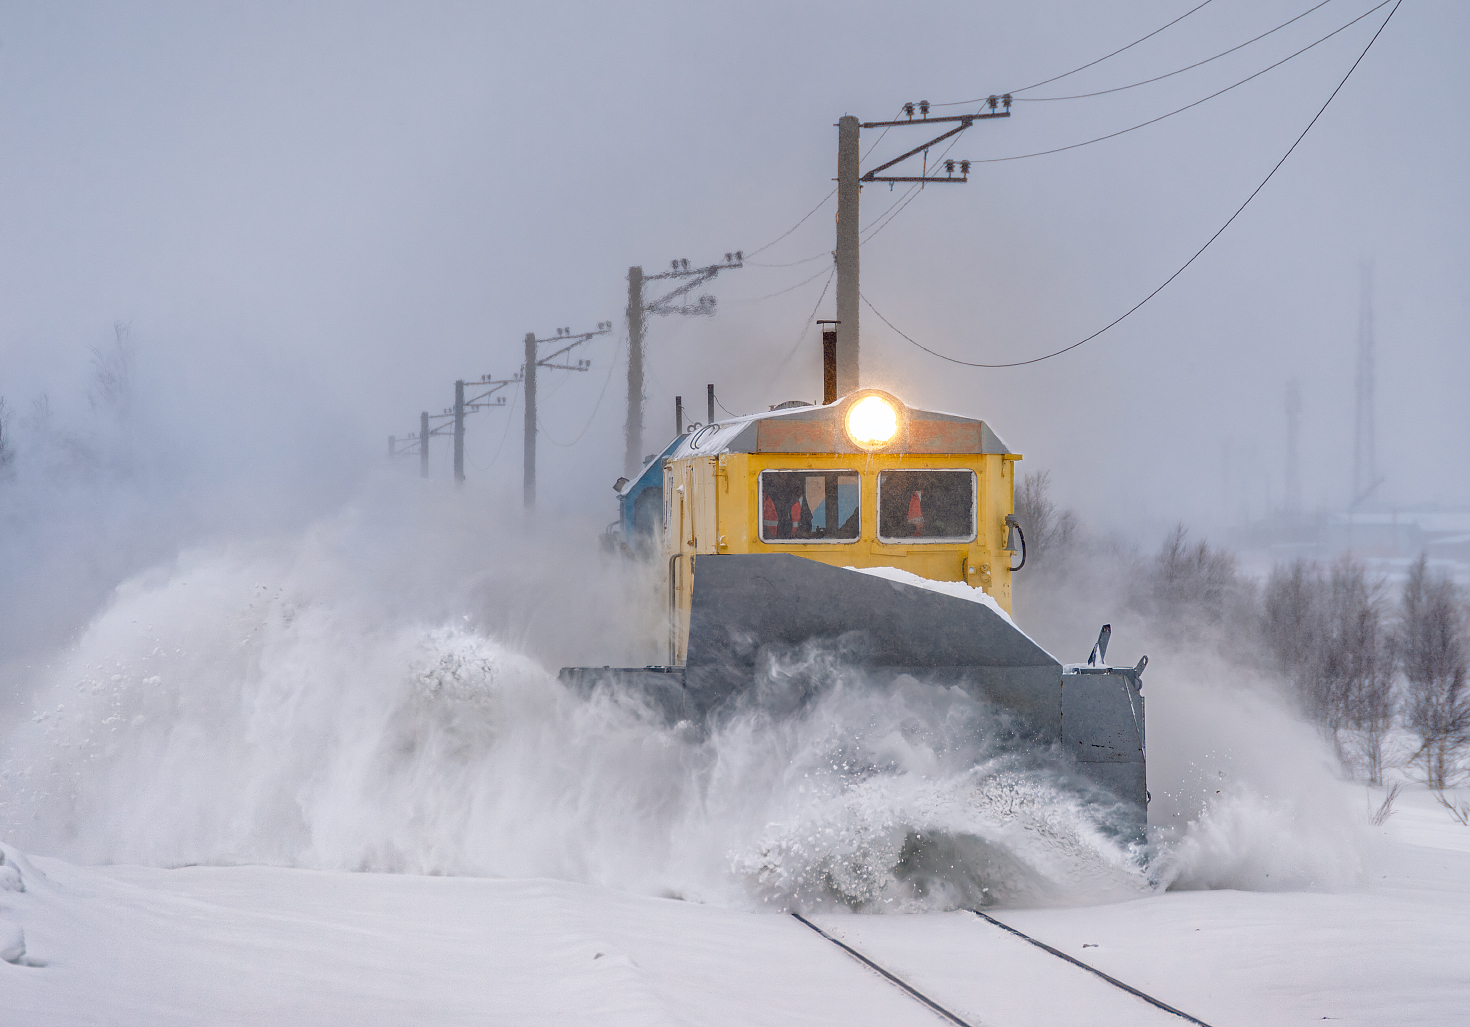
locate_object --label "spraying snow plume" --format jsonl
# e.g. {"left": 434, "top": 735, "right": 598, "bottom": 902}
{"left": 0, "top": 481, "right": 1371, "bottom": 909}
{"left": 0, "top": 503, "right": 1157, "bottom": 910}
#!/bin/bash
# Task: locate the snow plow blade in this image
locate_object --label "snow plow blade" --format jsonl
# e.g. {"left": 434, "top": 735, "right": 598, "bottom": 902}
{"left": 560, "top": 555, "right": 1146, "bottom": 833}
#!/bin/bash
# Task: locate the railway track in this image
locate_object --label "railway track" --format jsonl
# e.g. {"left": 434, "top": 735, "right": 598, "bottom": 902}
{"left": 794, "top": 910, "right": 1216, "bottom": 1027}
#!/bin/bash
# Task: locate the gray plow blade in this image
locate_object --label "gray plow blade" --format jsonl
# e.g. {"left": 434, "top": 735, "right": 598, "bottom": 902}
{"left": 684, "top": 554, "right": 1061, "bottom": 733}
{"left": 560, "top": 554, "right": 1146, "bottom": 833}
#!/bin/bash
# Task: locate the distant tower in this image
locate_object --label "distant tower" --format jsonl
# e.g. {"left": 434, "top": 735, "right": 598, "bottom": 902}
{"left": 1352, "top": 263, "right": 1381, "bottom": 508}
{"left": 1285, "top": 379, "right": 1302, "bottom": 520}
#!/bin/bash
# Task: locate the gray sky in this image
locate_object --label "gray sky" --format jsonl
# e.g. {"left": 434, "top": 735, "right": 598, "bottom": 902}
{"left": 1, "top": 0, "right": 1465, "bottom": 534}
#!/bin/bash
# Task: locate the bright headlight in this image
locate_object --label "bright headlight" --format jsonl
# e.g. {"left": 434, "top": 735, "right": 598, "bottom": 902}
{"left": 846, "top": 395, "right": 899, "bottom": 447}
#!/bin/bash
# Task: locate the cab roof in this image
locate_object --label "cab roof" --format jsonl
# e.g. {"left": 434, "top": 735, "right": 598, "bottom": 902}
{"left": 662, "top": 399, "right": 1014, "bottom": 463}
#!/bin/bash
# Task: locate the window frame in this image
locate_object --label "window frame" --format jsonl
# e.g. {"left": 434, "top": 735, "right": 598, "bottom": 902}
{"left": 757, "top": 468, "right": 862, "bottom": 545}
{"left": 875, "top": 467, "right": 978, "bottom": 545}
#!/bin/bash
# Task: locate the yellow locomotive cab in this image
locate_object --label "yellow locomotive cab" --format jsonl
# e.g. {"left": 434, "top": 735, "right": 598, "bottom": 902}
{"left": 567, "top": 388, "right": 1148, "bottom": 842}
{"left": 654, "top": 390, "right": 1022, "bottom": 664}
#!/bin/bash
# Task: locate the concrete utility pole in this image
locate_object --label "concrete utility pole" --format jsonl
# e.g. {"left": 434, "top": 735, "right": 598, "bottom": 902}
{"left": 839, "top": 99, "right": 1011, "bottom": 391}
{"left": 675, "top": 396, "right": 684, "bottom": 436}
{"left": 706, "top": 384, "right": 715, "bottom": 425}
{"left": 622, "top": 254, "right": 743, "bottom": 477}
{"left": 1285, "top": 380, "right": 1302, "bottom": 519}
{"left": 835, "top": 115, "right": 861, "bottom": 396}
{"left": 522, "top": 323, "right": 611, "bottom": 509}
{"left": 1352, "top": 262, "right": 1382, "bottom": 509}
{"left": 453, "top": 380, "right": 466, "bottom": 485}
{"left": 624, "top": 266, "right": 645, "bottom": 479}
{"left": 523, "top": 333, "right": 537, "bottom": 508}
{"left": 420, "top": 412, "right": 429, "bottom": 478}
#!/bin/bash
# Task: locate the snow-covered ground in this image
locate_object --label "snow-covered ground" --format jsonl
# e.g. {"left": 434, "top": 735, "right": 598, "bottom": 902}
{"left": 3, "top": 783, "right": 1466, "bottom": 1026}
{"left": 2, "top": 518, "right": 1466, "bottom": 1024}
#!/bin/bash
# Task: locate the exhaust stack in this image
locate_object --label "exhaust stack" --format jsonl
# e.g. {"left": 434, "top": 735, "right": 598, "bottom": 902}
{"left": 818, "top": 320, "right": 839, "bottom": 404}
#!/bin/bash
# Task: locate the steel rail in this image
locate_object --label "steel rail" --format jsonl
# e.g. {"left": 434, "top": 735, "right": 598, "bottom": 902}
{"left": 791, "top": 914, "right": 978, "bottom": 1027}
{"left": 969, "top": 910, "right": 1215, "bottom": 1026}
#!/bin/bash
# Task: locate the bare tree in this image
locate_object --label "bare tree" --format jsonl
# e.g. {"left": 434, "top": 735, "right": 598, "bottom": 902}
{"left": 1263, "top": 556, "right": 1395, "bottom": 781}
{"left": 88, "top": 321, "right": 135, "bottom": 412}
{"left": 1399, "top": 555, "right": 1470, "bottom": 789}
{"left": 1264, "top": 559, "right": 1328, "bottom": 704}
{"left": 1132, "top": 523, "right": 1248, "bottom": 631}
{"left": 1013, "top": 470, "right": 1078, "bottom": 568}
{"left": 1323, "top": 556, "right": 1395, "bottom": 781}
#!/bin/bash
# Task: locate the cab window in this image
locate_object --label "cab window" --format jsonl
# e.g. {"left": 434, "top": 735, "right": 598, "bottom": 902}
{"left": 878, "top": 469, "right": 976, "bottom": 542}
{"left": 759, "top": 471, "right": 859, "bottom": 542}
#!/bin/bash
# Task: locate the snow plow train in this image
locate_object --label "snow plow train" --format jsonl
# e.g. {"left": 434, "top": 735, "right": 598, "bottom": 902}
{"left": 561, "top": 388, "right": 1147, "bottom": 838}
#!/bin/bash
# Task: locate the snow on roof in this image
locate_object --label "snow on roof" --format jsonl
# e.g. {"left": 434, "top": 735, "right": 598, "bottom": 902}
{"left": 656, "top": 399, "right": 1013, "bottom": 462}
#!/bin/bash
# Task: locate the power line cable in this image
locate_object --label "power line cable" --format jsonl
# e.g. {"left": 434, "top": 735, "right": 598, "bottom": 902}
{"left": 477, "top": 385, "right": 520, "bottom": 469}
{"left": 860, "top": 133, "right": 967, "bottom": 246}
{"left": 1020, "top": 0, "right": 1337, "bottom": 101}
{"left": 712, "top": 391, "right": 744, "bottom": 418}
{"left": 860, "top": 184, "right": 920, "bottom": 234}
{"left": 731, "top": 265, "right": 834, "bottom": 303}
{"left": 863, "top": 0, "right": 1401, "bottom": 370}
{"left": 934, "top": 0, "right": 1216, "bottom": 104}
{"left": 746, "top": 252, "right": 831, "bottom": 268}
{"left": 739, "top": 112, "right": 902, "bottom": 261}
{"left": 539, "top": 335, "right": 624, "bottom": 448}
{"left": 744, "top": 190, "right": 835, "bottom": 258}
{"left": 970, "top": 0, "right": 1392, "bottom": 164}
{"left": 762, "top": 268, "right": 835, "bottom": 393}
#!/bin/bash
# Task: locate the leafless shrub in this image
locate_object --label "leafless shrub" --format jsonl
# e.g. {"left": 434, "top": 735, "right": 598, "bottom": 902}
{"left": 1013, "top": 470, "right": 1078, "bottom": 570}
{"left": 1263, "top": 556, "right": 1396, "bottom": 782}
{"left": 1399, "top": 555, "right": 1470, "bottom": 790}
{"left": 1434, "top": 789, "right": 1470, "bottom": 827}
{"left": 88, "top": 321, "right": 135, "bottom": 412}
{"left": 1127, "top": 524, "right": 1259, "bottom": 652}
{"left": 1370, "top": 781, "right": 1401, "bottom": 826}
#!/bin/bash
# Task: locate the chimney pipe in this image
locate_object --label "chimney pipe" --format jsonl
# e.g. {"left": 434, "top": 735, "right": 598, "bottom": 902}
{"left": 818, "top": 320, "right": 840, "bottom": 404}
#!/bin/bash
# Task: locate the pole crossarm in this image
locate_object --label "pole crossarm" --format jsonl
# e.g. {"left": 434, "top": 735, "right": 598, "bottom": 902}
{"left": 645, "top": 258, "right": 742, "bottom": 315}
{"left": 646, "top": 257, "right": 742, "bottom": 282}
{"left": 858, "top": 106, "right": 1010, "bottom": 184}
{"left": 859, "top": 110, "right": 1009, "bottom": 129}
{"left": 465, "top": 378, "right": 516, "bottom": 408}
{"left": 866, "top": 175, "right": 969, "bottom": 183}
{"left": 532, "top": 325, "right": 609, "bottom": 369}
{"left": 862, "top": 121, "right": 971, "bottom": 181}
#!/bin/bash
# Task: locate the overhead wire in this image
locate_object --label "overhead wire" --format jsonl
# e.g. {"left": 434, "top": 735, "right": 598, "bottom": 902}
{"left": 862, "top": 0, "right": 1402, "bottom": 370}
{"left": 476, "top": 384, "right": 520, "bottom": 469}
{"left": 539, "top": 334, "right": 625, "bottom": 448}
{"left": 711, "top": 391, "right": 743, "bottom": 418}
{"left": 934, "top": 0, "right": 1216, "bottom": 104}
{"left": 1020, "top": 0, "right": 1337, "bottom": 101}
{"left": 968, "top": 0, "right": 1393, "bottom": 164}
{"left": 860, "top": 132, "right": 967, "bottom": 246}
{"left": 761, "top": 268, "right": 835, "bottom": 394}
{"left": 745, "top": 252, "right": 831, "bottom": 268}
{"left": 738, "top": 111, "right": 902, "bottom": 261}
{"left": 743, "top": 189, "right": 834, "bottom": 259}
{"left": 731, "top": 265, "right": 834, "bottom": 303}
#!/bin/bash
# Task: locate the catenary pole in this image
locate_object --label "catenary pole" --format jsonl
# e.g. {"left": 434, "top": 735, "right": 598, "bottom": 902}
{"left": 453, "top": 380, "right": 465, "bottom": 485}
{"left": 624, "top": 266, "right": 645, "bottom": 478}
{"left": 524, "top": 331, "right": 537, "bottom": 509}
{"left": 835, "top": 115, "right": 861, "bottom": 396}
{"left": 420, "top": 411, "right": 429, "bottom": 478}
